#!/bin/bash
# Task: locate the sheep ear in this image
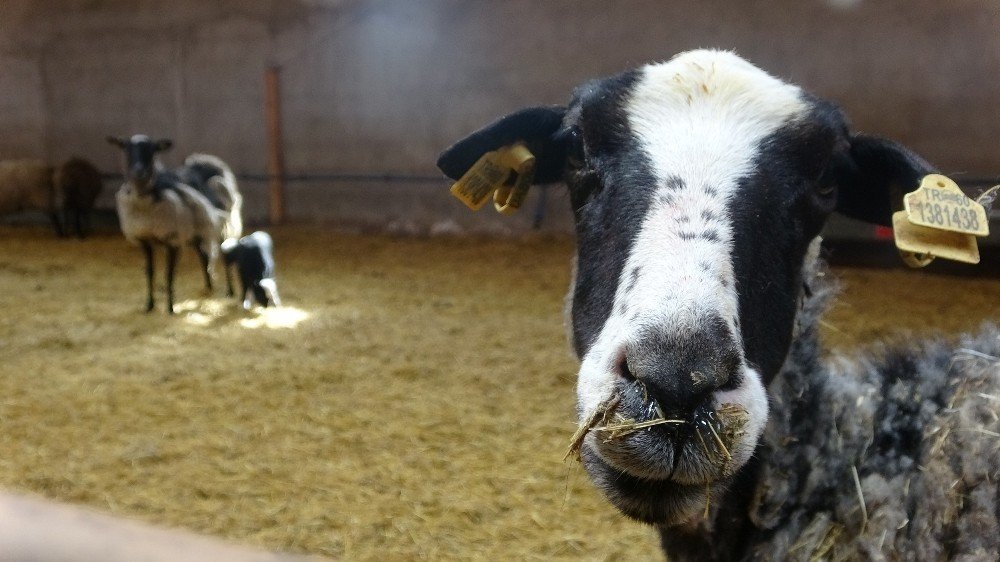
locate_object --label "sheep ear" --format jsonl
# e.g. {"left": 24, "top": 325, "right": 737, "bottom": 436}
{"left": 833, "top": 134, "right": 936, "bottom": 226}
{"left": 155, "top": 139, "right": 174, "bottom": 152}
{"left": 106, "top": 136, "right": 127, "bottom": 148}
{"left": 437, "top": 105, "right": 567, "bottom": 184}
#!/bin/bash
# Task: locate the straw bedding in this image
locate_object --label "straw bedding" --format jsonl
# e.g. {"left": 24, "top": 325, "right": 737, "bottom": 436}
{"left": 0, "top": 225, "right": 996, "bottom": 560}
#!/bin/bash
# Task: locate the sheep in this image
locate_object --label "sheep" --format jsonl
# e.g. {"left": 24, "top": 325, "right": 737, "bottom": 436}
{"left": 436, "top": 49, "right": 998, "bottom": 558}
{"left": 220, "top": 231, "right": 282, "bottom": 309}
{"left": 53, "top": 157, "right": 104, "bottom": 238}
{"left": 0, "top": 159, "right": 63, "bottom": 236}
{"left": 107, "top": 134, "right": 226, "bottom": 314}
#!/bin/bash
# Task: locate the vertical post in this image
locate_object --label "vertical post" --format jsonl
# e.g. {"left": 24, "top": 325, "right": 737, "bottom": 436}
{"left": 264, "top": 67, "right": 286, "bottom": 225}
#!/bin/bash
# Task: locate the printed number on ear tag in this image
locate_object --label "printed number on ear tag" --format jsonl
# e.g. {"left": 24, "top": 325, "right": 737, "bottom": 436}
{"left": 892, "top": 174, "right": 996, "bottom": 267}
{"left": 903, "top": 174, "right": 989, "bottom": 236}
{"left": 449, "top": 143, "right": 536, "bottom": 213}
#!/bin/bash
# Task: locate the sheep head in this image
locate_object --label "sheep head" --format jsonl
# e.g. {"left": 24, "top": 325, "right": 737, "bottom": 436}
{"left": 438, "top": 50, "right": 934, "bottom": 527}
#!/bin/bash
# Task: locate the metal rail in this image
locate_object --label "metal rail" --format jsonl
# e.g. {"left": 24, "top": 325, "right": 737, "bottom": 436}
{"left": 99, "top": 171, "right": 1000, "bottom": 187}
{"left": 100, "top": 172, "right": 446, "bottom": 184}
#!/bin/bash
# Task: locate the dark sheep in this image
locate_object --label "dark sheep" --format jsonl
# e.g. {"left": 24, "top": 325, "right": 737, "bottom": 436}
{"left": 53, "top": 157, "right": 103, "bottom": 238}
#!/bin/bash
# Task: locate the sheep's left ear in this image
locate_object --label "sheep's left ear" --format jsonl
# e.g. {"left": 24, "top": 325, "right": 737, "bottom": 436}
{"left": 833, "top": 134, "right": 936, "bottom": 227}
{"left": 437, "top": 105, "right": 568, "bottom": 184}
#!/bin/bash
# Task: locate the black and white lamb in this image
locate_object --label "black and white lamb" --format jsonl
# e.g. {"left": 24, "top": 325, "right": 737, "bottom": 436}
{"left": 437, "top": 49, "right": 999, "bottom": 560}
{"left": 53, "top": 157, "right": 103, "bottom": 238}
{"left": 220, "top": 231, "right": 281, "bottom": 309}
{"left": 0, "top": 159, "right": 63, "bottom": 236}
{"left": 107, "top": 135, "right": 229, "bottom": 314}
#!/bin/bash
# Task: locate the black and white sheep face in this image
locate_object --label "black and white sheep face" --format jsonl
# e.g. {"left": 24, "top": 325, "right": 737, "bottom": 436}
{"left": 438, "top": 49, "right": 934, "bottom": 527}
{"left": 106, "top": 134, "right": 173, "bottom": 188}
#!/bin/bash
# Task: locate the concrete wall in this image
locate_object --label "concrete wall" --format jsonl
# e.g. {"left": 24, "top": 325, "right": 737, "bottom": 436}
{"left": 1, "top": 0, "right": 998, "bottom": 233}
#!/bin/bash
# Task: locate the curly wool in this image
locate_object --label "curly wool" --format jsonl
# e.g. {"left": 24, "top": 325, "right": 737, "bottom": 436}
{"left": 670, "top": 267, "right": 1000, "bottom": 561}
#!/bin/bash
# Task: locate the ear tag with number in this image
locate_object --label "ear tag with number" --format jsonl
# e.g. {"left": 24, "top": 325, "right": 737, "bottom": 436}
{"left": 894, "top": 174, "right": 996, "bottom": 267}
{"left": 903, "top": 174, "right": 989, "bottom": 236}
{"left": 449, "top": 143, "right": 535, "bottom": 213}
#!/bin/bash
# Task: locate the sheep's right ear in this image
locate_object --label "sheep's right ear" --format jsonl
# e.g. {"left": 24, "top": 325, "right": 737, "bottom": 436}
{"left": 437, "top": 106, "right": 567, "bottom": 184}
{"left": 155, "top": 139, "right": 174, "bottom": 152}
{"left": 106, "top": 136, "right": 126, "bottom": 148}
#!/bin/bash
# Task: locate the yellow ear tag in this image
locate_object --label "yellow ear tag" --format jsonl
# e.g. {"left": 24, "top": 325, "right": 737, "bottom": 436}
{"left": 903, "top": 174, "right": 989, "bottom": 236}
{"left": 449, "top": 143, "right": 535, "bottom": 213}
{"left": 493, "top": 144, "right": 535, "bottom": 215}
{"left": 892, "top": 211, "right": 980, "bottom": 266}
{"left": 893, "top": 174, "right": 996, "bottom": 267}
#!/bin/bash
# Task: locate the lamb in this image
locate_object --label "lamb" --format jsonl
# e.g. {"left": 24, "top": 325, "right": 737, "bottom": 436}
{"left": 436, "top": 49, "right": 998, "bottom": 559}
{"left": 0, "top": 159, "right": 63, "bottom": 236}
{"left": 53, "top": 157, "right": 103, "bottom": 238}
{"left": 220, "top": 231, "right": 282, "bottom": 309}
{"left": 107, "top": 134, "right": 227, "bottom": 314}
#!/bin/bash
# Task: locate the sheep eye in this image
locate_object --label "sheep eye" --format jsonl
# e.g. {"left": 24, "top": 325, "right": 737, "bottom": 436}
{"left": 815, "top": 182, "right": 836, "bottom": 198}
{"left": 566, "top": 127, "right": 586, "bottom": 168}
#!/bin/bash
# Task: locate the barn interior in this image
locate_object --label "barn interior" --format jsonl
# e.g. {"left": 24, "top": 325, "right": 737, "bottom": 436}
{"left": 1, "top": 1, "right": 998, "bottom": 560}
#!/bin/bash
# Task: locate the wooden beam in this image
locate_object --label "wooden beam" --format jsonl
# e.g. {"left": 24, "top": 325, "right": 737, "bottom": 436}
{"left": 264, "top": 67, "right": 286, "bottom": 225}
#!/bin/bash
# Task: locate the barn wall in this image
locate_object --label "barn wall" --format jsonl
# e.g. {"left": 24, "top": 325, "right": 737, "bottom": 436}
{"left": 1, "top": 0, "right": 998, "bottom": 232}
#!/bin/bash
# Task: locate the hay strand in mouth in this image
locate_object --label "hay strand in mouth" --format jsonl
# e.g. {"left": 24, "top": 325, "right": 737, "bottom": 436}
{"left": 591, "top": 416, "right": 686, "bottom": 441}
{"left": 564, "top": 393, "right": 621, "bottom": 461}
{"left": 705, "top": 419, "right": 733, "bottom": 463}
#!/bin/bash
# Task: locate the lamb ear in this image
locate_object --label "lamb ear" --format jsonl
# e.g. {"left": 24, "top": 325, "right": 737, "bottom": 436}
{"left": 833, "top": 134, "right": 937, "bottom": 226}
{"left": 106, "top": 136, "right": 126, "bottom": 148}
{"left": 437, "top": 105, "right": 567, "bottom": 183}
{"left": 155, "top": 139, "right": 174, "bottom": 152}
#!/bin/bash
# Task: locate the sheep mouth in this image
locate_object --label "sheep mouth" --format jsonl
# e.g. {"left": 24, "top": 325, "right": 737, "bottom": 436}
{"left": 579, "top": 445, "right": 713, "bottom": 525}
{"left": 567, "top": 384, "right": 753, "bottom": 524}
{"left": 574, "top": 376, "right": 750, "bottom": 494}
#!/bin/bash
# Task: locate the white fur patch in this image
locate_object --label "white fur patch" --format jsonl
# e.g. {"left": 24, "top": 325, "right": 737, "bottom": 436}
{"left": 576, "top": 51, "right": 808, "bottom": 449}
{"left": 260, "top": 278, "right": 281, "bottom": 307}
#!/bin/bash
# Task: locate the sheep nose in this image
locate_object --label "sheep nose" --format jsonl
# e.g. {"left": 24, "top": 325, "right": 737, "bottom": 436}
{"left": 621, "top": 316, "right": 741, "bottom": 419}
{"left": 129, "top": 164, "right": 151, "bottom": 181}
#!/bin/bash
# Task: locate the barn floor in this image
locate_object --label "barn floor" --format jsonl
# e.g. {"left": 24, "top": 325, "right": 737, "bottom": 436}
{"left": 0, "top": 225, "right": 997, "bottom": 560}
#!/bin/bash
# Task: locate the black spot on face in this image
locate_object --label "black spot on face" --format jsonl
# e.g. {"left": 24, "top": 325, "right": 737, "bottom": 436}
{"left": 701, "top": 209, "right": 717, "bottom": 222}
{"left": 678, "top": 232, "right": 696, "bottom": 241}
{"left": 664, "top": 176, "right": 686, "bottom": 191}
{"left": 703, "top": 185, "right": 719, "bottom": 197}
{"left": 677, "top": 215, "right": 690, "bottom": 224}
{"left": 702, "top": 230, "right": 720, "bottom": 242}
{"left": 626, "top": 266, "right": 641, "bottom": 293}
